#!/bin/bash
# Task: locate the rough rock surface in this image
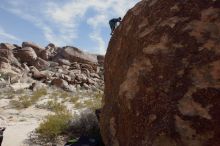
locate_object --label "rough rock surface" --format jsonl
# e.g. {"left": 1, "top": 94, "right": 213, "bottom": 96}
{"left": 0, "top": 43, "right": 16, "bottom": 50}
{"left": 59, "top": 46, "right": 98, "bottom": 64}
{"left": 101, "top": 1, "right": 220, "bottom": 146}
{"left": 14, "top": 47, "right": 37, "bottom": 63}
{"left": 97, "top": 55, "right": 105, "bottom": 66}
{"left": 0, "top": 49, "right": 20, "bottom": 68}
{"left": 22, "top": 42, "right": 44, "bottom": 56}
{"left": 32, "top": 57, "right": 50, "bottom": 70}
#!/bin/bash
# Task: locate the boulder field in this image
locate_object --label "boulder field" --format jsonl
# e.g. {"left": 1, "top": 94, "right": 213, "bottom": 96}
{"left": 0, "top": 42, "right": 104, "bottom": 91}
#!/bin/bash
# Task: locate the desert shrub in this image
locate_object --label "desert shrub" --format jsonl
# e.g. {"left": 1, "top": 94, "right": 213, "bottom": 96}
{"left": 84, "top": 99, "right": 102, "bottom": 110}
{"left": 10, "top": 96, "right": 32, "bottom": 109}
{"left": 10, "top": 88, "right": 47, "bottom": 109}
{"left": 32, "top": 88, "right": 47, "bottom": 102}
{"left": 36, "top": 111, "right": 72, "bottom": 140}
{"left": 60, "top": 91, "right": 70, "bottom": 99}
{"left": 50, "top": 89, "right": 70, "bottom": 99}
{"left": 74, "top": 101, "right": 85, "bottom": 109}
{"left": 50, "top": 91, "right": 60, "bottom": 98}
{"left": 67, "top": 109, "right": 99, "bottom": 138}
{"left": 83, "top": 91, "right": 103, "bottom": 110}
{"left": 46, "top": 100, "right": 66, "bottom": 113}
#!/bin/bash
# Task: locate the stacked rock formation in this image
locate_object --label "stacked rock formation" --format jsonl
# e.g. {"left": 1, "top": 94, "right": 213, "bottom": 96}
{"left": 0, "top": 42, "right": 104, "bottom": 91}
{"left": 101, "top": 0, "right": 220, "bottom": 146}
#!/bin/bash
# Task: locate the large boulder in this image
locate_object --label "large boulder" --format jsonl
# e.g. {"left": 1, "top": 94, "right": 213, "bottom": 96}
{"left": 101, "top": 1, "right": 220, "bottom": 146}
{"left": 45, "top": 43, "right": 58, "bottom": 56}
{"left": 97, "top": 55, "right": 105, "bottom": 65}
{"left": 0, "top": 58, "right": 11, "bottom": 69}
{"left": 32, "top": 57, "right": 50, "bottom": 70}
{"left": 31, "top": 69, "right": 47, "bottom": 80}
{"left": 40, "top": 50, "right": 51, "bottom": 60}
{"left": 57, "top": 58, "right": 71, "bottom": 66}
{"left": 0, "top": 43, "right": 16, "bottom": 50}
{"left": 51, "top": 78, "right": 72, "bottom": 91}
{"left": 22, "top": 42, "right": 44, "bottom": 56}
{"left": 14, "top": 47, "right": 37, "bottom": 63}
{"left": 58, "top": 46, "right": 98, "bottom": 64}
{"left": 0, "top": 49, "right": 20, "bottom": 67}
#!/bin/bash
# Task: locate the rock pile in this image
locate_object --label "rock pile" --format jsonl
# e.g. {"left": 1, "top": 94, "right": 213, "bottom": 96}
{"left": 0, "top": 42, "right": 104, "bottom": 91}
{"left": 101, "top": 0, "right": 220, "bottom": 146}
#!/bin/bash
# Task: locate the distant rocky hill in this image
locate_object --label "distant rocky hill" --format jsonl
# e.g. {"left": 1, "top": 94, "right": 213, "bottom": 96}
{"left": 0, "top": 42, "right": 104, "bottom": 92}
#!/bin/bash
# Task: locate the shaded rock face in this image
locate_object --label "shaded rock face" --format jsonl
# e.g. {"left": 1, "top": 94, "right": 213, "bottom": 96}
{"left": 101, "top": 1, "right": 220, "bottom": 146}
{"left": 97, "top": 55, "right": 105, "bottom": 66}
{"left": 59, "top": 46, "right": 98, "bottom": 64}
{"left": 0, "top": 49, "right": 20, "bottom": 68}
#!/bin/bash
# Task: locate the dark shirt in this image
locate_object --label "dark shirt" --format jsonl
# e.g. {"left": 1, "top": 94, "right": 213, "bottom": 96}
{"left": 109, "top": 18, "right": 121, "bottom": 24}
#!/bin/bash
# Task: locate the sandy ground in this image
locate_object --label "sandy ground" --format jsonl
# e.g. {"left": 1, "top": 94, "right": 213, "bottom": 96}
{"left": 2, "top": 122, "right": 39, "bottom": 146}
{"left": 0, "top": 98, "right": 52, "bottom": 146}
{"left": 0, "top": 95, "right": 84, "bottom": 146}
{"left": 0, "top": 86, "right": 98, "bottom": 146}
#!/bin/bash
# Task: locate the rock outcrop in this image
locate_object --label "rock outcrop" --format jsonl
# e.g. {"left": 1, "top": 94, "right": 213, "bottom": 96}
{"left": 14, "top": 47, "right": 37, "bottom": 63}
{"left": 0, "top": 48, "right": 20, "bottom": 68}
{"left": 0, "top": 41, "right": 104, "bottom": 91}
{"left": 101, "top": 0, "right": 220, "bottom": 146}
{"left": 22, "top": 42, "right": 44, "bottom": 56}
{"left": 0, "top": 43, "right": 16, "bottom": 50}
{"left": 59, "top": 46, "right": 98, "bottom": 64}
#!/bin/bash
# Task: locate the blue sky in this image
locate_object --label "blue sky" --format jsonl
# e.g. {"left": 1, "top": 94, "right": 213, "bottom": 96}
{"left": 0, "top": 0, "right": 140, "bottom": 54}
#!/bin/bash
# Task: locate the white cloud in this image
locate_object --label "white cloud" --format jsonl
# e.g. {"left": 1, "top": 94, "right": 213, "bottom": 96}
{"left": 1, "top": 0, "right": 140, "bottom": 53}
{"left": 90, "top": 31, "right": 106, "bottom": 54}
{"left": 87, "top": 15, "right": 107, "bottom": 28}
{"left": 1, "top": 0, "right": 78, "bottom": 46}
{"left": 0, "top": 26, "right": 20, "bottom": 41}
{"left": 85, "top": 0, "right": 139, "bottom": 54}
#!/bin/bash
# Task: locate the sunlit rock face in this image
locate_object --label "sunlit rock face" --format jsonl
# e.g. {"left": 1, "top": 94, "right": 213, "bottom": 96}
{"left": 100, "top": 0, "right": 220, "bottom": 146}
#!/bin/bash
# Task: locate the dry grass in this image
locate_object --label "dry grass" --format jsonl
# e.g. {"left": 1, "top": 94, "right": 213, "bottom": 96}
{"left": 10, "top": 95, "right": 32, "bottom": 109}
{"left": 10, "top": 88, "right": 47, "bottom": 109}
{"left": 46, "top": 100, "right": 66, "bottom": 113}
{"left": 69, "top": 96, "right": 79, "bottom": 104}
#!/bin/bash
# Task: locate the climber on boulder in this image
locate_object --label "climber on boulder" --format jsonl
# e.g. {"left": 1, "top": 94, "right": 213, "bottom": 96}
{"left": 109, "top": 17, "right": 122, "bottom": 35}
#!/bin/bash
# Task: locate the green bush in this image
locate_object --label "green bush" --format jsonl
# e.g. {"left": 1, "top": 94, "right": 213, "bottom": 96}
{"left": 36, "top": 111, "right": 72, "bottom": 140}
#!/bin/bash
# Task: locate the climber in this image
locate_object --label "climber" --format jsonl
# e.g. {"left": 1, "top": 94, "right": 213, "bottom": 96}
{"left": 109, "top": 17, "right": 122, "bottom": 35}
{"left": 0, "top": 127, "right": 6, "bottom": 146}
